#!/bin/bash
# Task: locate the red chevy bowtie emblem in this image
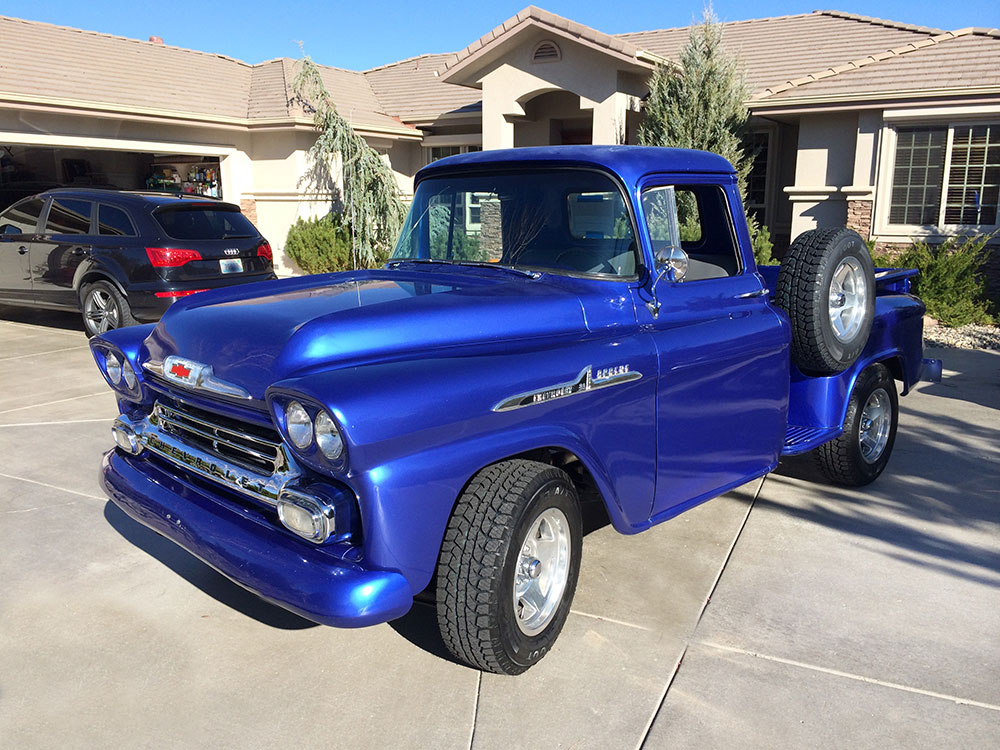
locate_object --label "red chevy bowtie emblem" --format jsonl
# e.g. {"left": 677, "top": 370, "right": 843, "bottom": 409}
{"left": 170, "top": 362, "right": 192, "bottom": 379}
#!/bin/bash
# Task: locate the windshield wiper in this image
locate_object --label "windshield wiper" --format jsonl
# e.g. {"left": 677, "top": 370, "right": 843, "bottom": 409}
{"left": 454, "top": 261, "right": 540, "bottom": 279}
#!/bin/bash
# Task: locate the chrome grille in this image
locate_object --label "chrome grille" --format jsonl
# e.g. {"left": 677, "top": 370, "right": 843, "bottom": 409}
{"left": 152, "top": 400, "right": 285, "bottom": 475}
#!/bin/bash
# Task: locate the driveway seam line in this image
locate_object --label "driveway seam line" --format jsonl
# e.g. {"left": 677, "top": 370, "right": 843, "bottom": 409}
{"left": 0, "top": 390, "right": 109, "bottom": 415}
{"left": 0, "top": 345, "right": 89, "bottom": 361}
{"left": 570, "top": 609, "right": 653, "bottom": 631}
{"left": 696, "top": 641, "right": 1000, "bottom": 713}
{"left": 0, "top": 471, "right": 106, "bottom": 502}
{"left": 468, "top": 670, "right": 482, "bottom": 750}
{"left": 0, "top": 321, "right": 83, "bottom": 338}
{"left": 636, "top": 474, "right": 766, "bottom": 750}
{"left": 0, "top": 418, "right": 115, "bottom": 428}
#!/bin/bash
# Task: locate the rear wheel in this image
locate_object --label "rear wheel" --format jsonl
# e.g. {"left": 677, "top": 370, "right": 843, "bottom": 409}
{"left": 814, "top": 363, "right": 898, "bottom": 486}
{"left": 436, "top": 459, "right": 582, "bottom": 675}
{"left": 81, "top": 280, "right": 135, "bottom": 338}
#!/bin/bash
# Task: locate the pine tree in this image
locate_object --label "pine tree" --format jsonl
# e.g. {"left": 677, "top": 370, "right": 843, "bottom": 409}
{"left": 291, "top": 56, "right": 406, "bottom": 268}
{"left": 639, "top": 7, "right": 771, "bottom": 260}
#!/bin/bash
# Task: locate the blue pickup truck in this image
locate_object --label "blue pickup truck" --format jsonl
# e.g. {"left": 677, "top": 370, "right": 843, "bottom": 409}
{"left": 92, "top": 146, "right": 933, "bottom": 674}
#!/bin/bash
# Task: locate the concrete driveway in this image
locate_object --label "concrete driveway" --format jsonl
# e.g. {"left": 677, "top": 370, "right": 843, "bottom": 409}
{"left": 1, "top": 305, "right": 998, "bottom": 749}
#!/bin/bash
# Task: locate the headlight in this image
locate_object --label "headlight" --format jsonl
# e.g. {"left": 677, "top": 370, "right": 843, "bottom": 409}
{"left": 106, "top": 352, "right": 122, "bottom": 384}
{"left": 315, "top": 411, "right": 344, "bottom": 460}
{"left": 285, "top": 401, "right": 313, "bottom": 449}
{"left": 122, "top": 360, "right": 137, "bottom": 390}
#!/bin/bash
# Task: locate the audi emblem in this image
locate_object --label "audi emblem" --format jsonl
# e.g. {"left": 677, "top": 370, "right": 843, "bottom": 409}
{"left": 224, "top": 248, "right": 240, "bottom": 256}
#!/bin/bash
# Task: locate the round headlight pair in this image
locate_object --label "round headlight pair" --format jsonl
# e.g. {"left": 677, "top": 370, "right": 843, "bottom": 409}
{"left": 105, "top": 352, "right": 137, "bottom": 390}
{"left": 284, "top": 401, "right": 344, "bottom": 460}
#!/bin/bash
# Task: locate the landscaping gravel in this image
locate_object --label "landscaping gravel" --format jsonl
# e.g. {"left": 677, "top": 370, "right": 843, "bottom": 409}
{"left": 923, "top": 323, "right": 1000, "bottom": 350}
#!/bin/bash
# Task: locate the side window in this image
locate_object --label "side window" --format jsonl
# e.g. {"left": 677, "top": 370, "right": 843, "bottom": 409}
{"left": 44, "top": 198, "right": 92, "bottom": 235}
{"left": 641, "top": 185, "right": 740, "bottom": 281}
{"left": 0, "top": 198, "right": 45, "bottom": 234}
{"left": 98, "top": 204, "right": 137, "bottom": 236}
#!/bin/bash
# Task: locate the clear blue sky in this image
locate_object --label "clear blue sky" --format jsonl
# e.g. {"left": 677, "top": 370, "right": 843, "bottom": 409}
{"left": 5, "top": 1, "right": 998, "bottom": 70}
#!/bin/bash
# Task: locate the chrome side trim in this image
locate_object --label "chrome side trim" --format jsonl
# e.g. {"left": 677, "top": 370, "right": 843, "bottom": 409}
{"left": 493, "top": 365, "right": 642, "bottom": 412}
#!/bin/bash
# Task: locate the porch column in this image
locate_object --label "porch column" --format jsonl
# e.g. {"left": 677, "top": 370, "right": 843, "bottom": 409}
{"left": 590, "top": 92, "right": 630, "bottom": 145}
{"left": 482, "top": 91, "right": 515, "bottom": 150}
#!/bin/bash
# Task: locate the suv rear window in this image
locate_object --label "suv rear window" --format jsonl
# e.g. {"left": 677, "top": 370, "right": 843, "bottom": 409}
{"left": 154, "top": 205, "right": 257, "bottom": 241}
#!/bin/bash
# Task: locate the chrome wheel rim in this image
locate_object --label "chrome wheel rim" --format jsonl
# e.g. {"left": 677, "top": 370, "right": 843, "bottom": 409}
{"left": 859, "top": 388, "right": 891, "bottom": 463}
{"left": 85, "top": 289, "right": 119, "bottom": 334}
{"left": 512, "top": 506, "right": 571, "bottom": 636}
{"left": 829, "top": 257, "right": 867, "bottom": 342}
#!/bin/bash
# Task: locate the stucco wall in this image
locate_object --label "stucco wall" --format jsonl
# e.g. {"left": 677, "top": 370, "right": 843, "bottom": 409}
{"left": 785, "top": 112, "right": 858, "bottom": 237}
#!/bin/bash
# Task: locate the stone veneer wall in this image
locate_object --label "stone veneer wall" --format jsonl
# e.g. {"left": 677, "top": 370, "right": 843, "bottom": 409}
{"left": 846, "top": 200, "right": 873, "bottom": 238}
{"left": 240, "top": 198, "right": 258, "bottom": 226}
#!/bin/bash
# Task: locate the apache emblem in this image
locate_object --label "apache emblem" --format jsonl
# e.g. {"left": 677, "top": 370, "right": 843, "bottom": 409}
{"left": 493, "top": 364, "right": 641, "bottom": 412}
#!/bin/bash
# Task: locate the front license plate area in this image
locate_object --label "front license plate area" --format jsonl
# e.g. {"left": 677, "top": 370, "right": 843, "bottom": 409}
{"left": 220, "top": 258, "right": 244, "bottom": 274}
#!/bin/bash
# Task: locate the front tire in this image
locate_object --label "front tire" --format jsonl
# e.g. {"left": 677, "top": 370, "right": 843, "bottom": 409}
{"left": 814, "top": 363, "right": 898, "bottom": 486}
{"left": 81, "top": 280, "right": 136, "bottom": 338}
{"left": 436, "top": 460, "right": 582, "bottom": 675}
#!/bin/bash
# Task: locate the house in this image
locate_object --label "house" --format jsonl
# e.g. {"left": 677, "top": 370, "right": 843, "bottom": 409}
{"left": 1, "top": 7, "right": 998, "bottom": 290}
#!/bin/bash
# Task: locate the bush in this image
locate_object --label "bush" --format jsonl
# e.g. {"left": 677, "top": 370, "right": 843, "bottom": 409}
{"left": 872, "top": 236, "right": 995, "bottom": 327}
{"left": 751, "top": 221, "right": 775, "bottom": 266}
{"left": 284, "top": 214, "right": 386, "bottom": 274}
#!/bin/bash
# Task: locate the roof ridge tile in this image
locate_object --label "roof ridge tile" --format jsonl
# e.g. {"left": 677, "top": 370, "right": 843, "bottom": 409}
{"left": 816, "top": 9, "right": 944, "bottom": 35}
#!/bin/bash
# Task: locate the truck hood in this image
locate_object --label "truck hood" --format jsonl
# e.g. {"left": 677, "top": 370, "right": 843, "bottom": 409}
{"left": 142, "top": 269, "right": 591, "bottom": 400}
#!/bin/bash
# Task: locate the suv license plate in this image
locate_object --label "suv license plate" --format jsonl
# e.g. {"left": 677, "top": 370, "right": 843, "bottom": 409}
{"left": 220, "top": 258, "right": 243, "bottom": 274}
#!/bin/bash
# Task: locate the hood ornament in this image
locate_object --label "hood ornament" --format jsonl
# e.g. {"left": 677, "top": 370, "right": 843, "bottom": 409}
{"left": 143, "top": 356, "right": 253, "bottom": 400}
{"left": 493, "top": 364, "right": 641, "bottom": 412}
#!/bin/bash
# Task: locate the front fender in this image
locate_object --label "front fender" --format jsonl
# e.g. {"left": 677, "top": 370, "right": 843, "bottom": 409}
{"left": 269, "top": 335, "right": 658, "bottom": 594}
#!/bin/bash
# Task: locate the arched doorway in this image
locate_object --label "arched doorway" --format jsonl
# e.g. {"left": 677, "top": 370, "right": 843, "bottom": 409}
{"left": 513, "top": 91, "right": 592, "bottom": 147}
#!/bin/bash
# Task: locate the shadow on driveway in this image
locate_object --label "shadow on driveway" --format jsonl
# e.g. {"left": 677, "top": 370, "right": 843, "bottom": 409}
{"left": 103, "top": 500, "right": 318, "bottom": 630}
{"left": 0, "top": 304, "right": 85, "bottom": 334}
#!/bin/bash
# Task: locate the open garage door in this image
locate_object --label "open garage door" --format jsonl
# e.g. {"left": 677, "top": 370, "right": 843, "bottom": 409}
{"left": 0, "top": 145, "right": 222, "bottom": 211}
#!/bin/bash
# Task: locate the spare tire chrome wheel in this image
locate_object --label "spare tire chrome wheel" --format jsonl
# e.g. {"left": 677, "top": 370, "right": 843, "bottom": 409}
{"left": 776, "top": 228, "right": 876, "bottom": 375}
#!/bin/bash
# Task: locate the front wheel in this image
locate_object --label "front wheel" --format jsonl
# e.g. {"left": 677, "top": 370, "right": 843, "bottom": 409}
{"left": 436, "top": 460, "right": 582, "bottom": 675}
{"left": 814, "top": 363, "right": 898, "bottom": 486}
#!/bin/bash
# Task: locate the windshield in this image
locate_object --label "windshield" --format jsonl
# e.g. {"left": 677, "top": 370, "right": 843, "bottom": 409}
{"left": 391, "top": 170, "right": 638, "bottom": 277}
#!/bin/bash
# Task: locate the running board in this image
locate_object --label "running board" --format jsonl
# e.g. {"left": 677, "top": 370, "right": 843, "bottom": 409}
{"left": 781, "top": 425, "right": 841, "bottom": 455}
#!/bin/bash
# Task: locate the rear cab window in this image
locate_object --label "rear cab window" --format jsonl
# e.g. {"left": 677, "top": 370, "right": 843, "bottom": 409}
{"left": 44, "top": 198, "right": 93, "bottom": 235}
{"left": 154, "top": 205, "right": 257, "bottom": 240}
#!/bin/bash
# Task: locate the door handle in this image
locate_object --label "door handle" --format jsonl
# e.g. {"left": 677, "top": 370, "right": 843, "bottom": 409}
{"left": 735, "top": 287, "right": 769, "bottom": 299}
{"left": 17, "top": 245, "right": 28, "bottom": 255}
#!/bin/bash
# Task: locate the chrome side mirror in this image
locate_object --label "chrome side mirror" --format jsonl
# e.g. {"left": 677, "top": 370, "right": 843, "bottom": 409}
{"left": 647, "top": 245, "right": 688, "bottom": 317}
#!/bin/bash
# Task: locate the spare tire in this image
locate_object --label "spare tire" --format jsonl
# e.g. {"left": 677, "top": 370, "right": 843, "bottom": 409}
{"left": 775, "top": 227, "right": 875, "bottom": 375}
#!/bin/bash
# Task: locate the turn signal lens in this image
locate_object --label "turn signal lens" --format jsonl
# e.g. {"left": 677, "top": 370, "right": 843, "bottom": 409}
{"left": 315, "top": 411, "right": 344, "bottom": 460}
{"left": 257, "top": 242, "right": 273, "bottom": 262}
{"left": 106, "top": 352, "right": 122, "bottom": 384}
{"left": 285, "top": 401, "right": 313, "bottom": 449}
{"left": 146, "top": 247, "right": 202, "bottom": 267}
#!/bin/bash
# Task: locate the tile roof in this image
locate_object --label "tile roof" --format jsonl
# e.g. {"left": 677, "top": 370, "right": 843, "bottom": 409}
{"left": 0, "top": 9, "right": 995, "bottom": 131}
{"left": 756, "top": 28, "right": 1000, "bottom": 101}
{"left": 364, "top": 54, "right": 483, "bottom": 122}
{"left": 618, "top": 10, "right": 945, "bottom": 96}
{"left": 0, "top": 15, "right": 412, "bottom": 132}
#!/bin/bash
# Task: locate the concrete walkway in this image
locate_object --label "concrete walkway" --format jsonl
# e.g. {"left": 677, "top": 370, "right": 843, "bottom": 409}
{"left": 0, "top": 306, "right": 997, "bottom": 748}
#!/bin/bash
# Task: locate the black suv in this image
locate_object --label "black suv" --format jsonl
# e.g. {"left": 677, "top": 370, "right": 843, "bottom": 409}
{"left": 0, "top": 189, "right": 276, "bottom": 336}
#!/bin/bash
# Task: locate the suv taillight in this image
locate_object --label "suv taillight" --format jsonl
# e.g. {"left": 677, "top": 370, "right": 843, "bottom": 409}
{"left": 146, "top": 247, "right": 202, "bottom": 267}
{"left": 257, "top": 242, "right": 273, "bottom": 263}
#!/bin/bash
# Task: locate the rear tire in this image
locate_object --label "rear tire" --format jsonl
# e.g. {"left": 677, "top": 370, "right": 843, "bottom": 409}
{"left": 81, "top": 280, "right": 136, "bottom": 338}
{"left": 776, "top": 228, "right": 875, "bottom": 375}
{"left": 436, "top": 459, "right": 582, "bottom": 675}
{"left": 814, "top": 363, "right": 898, "bottom": 486}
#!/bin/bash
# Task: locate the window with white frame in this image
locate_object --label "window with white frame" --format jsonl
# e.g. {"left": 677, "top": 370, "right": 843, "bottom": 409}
{"left": 744, "top": 131, "right": 770, "bottom": 223}
{"left": 889, "top": 123, "right": 1000, "bottom": 228}
{"left": 426, "top": 144, "right": 481, "bottom": 164}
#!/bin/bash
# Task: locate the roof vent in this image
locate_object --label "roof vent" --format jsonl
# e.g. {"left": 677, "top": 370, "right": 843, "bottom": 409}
{"left": 148, "top": 35, "right": 164, "bottom": 44}
{"left": 532, "top": 40, "right": 561, "bottom": 63}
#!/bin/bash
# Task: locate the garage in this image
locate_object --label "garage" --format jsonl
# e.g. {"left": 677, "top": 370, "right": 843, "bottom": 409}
{"left": 0, "top": 144, "right": 223, "bottom": 211}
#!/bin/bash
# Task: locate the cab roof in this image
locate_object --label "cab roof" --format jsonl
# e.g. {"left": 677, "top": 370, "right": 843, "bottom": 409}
{"left": 418, "top": 146, "right": 737, "bottom": 187}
